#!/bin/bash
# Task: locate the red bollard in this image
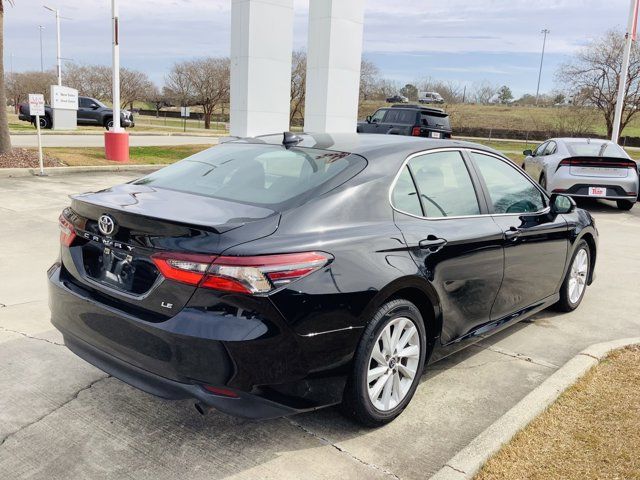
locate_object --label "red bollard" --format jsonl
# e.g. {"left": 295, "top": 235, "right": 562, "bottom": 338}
{"left": 104, "top": 130, "right": 130, "bottom": 162}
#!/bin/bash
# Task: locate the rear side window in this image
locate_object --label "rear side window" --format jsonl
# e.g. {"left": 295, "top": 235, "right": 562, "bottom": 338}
{"left": 407, "top": 151, "right": 480, "bottom": 218}
{"left": 420, "top": 113, "right": 450, "bottom": 129}
{"left": 134, "top": 144, "right": 366, "bottom": 208}
{"left": 471, "top": 152, "right": 546, "bottom": 214}
{"left": 391, "top": 166, "right": 422, "bottom": 216}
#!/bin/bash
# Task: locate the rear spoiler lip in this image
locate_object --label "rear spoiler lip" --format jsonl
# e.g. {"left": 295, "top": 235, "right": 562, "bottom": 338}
{"left": 557, "top": 156, "right": 638, "bottom": 171}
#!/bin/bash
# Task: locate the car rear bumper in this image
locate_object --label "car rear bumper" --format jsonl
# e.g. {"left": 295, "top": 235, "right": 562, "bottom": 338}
{"left": 549, "top": 173, "right": 639, "bottom": 201}
{"left": 48, "top": 263, "right": 348, "bottom": 418}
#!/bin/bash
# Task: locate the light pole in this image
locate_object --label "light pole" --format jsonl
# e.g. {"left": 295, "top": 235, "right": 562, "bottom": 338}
{"left": 38, "top": 25, "right": 45, "bottom": 72}
{"left": 111, "top": 0, "right": 121, "bottom": 132}
{"left": 43, "top": 5, "right": 62, "bottom": 85}
{"left": 535, "top": 29, "right": 550, "bottom": 106}
{"left": 612, "top": 0, "right": 639, "bottom": 143}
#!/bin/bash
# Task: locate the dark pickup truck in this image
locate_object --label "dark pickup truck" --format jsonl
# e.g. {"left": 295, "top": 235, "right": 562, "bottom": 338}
{"left": 18, "top": 96, "right": 135, "bottom": 130}
{"left": 357, "top": 104, "right": 452, "bottom": 139}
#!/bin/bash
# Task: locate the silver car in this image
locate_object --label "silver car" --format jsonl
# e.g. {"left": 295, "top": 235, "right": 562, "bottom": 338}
{"left": 522, "top": 138, "right": 639, "bottom": 210}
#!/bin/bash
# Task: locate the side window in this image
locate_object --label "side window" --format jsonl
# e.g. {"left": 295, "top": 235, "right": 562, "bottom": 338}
{"left": 394, "top": 110, "right": 416, "bottom": 124}
{"left": 391, "top": 166, "right": 423, "bottom": 216}
{"left": 545, "top": 141, "right": 557, "bottom": 155}
{"left": 534, "top": 142, "right": 549, "bottom": 156}
{"left": 383, "top": 109, "right": 399, "bottom": 123}
{"left": 79, "top": 98, "right": 90, "bottom": 108}
{"left": 408, "top": 151, "right": 480, "bottom": 218}
{"left": 471, "top": 152, "right": 546, "bottom": 214}
{"left": 370, "top": 109, "right": 387, "bottom": 123}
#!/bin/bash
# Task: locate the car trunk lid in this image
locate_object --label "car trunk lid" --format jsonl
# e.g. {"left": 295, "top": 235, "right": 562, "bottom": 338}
{"left": 62, "top": 183, "right": 280, "bottom": 318}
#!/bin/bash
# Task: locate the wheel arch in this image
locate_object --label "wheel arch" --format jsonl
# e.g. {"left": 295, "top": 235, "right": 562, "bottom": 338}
{"left": 359, "top": 276, "right": 442, "bottom": 360}
{"left": 578, "top": 231, "right": 597, "bottom": 285}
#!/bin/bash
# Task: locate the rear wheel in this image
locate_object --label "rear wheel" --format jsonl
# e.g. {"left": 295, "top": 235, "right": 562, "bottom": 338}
{"left": 616, "top": 200, "right": 635, "bottom": 211}
{"left": 556, "top": 240, "right": 590, "bottom": 312}
{"left": 36, "top": 116, "right": 51, "bottom": 129}
{"left": 341, "top": 299, "right": 426, "bottom": 427}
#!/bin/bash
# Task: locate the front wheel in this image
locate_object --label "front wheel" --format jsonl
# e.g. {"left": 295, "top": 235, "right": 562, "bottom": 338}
{"left": 556, "top": 240, "right": 590, "bottom": 312}
{"left": 616, "top": 200, "right": 635, "bottom": 211}
{"left": 341, "top": 299, "right": 426, "bottom": 427}
{"left": 104, "top": 118, "right": 114, "bottom": 130}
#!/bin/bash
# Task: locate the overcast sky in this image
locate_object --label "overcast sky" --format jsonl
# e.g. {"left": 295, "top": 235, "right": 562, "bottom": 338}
{"left": 3, "top": 0, "right": 634, "bottom": 97}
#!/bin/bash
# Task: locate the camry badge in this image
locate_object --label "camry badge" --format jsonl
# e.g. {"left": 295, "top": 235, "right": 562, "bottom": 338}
{"left": 98, "top": 214, "right": 116, "bottom": 236}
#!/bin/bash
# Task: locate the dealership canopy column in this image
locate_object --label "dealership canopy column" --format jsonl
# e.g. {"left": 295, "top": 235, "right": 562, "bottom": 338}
{"left": 229, "top": 0, "right": 294, "bottom": 137}
{"left": 304, "top": 0, "right": 365, "bottom": 133}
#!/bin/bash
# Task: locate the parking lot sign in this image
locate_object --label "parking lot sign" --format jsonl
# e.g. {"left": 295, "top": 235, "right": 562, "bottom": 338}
{"left": 29, "top": 94, "right": 45, "bottom": 116}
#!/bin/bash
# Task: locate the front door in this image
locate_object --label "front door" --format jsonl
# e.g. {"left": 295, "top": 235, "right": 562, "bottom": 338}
{"left": 468, "top": 151, "right": 569, "bottom": 319}
{"left": 392, "top": 150, "right": 505, "bottom": 343}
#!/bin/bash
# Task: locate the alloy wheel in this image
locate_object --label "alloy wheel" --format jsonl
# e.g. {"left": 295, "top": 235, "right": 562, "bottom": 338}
{"left": 367, "top": 317, "right": 420, "bottom": 411}
{"left": 568, "top": 248, "right": 588, "bottom": 304}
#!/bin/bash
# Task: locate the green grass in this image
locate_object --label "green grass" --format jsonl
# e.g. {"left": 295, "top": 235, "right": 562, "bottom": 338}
{"left": 41, "top": 145, "right": 210, "bottom": 166}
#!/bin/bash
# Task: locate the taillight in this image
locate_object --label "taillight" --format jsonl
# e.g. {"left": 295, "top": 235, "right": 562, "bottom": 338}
{"left": 151, "top": 251, "right": 332, "bottom": 294}
{"left": 557, "top": 157, "right": 637, "bottom": 169}
{"left": 411, "top": 126, "right": 421, "bottom": 136}
{"left": 59, "top": 214, "right": 76, "bottom": 247}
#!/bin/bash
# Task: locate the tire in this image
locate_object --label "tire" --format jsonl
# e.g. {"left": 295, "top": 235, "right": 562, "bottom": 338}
{"left": 539, "top": 173, "right": 547, "bottom": 191}
{"left": 37, "top": 116, "right": 51, "bottom": 129}
{"left": 616, "top": 200, "right": 634, "bottom": 211}
{"left": 104, "top": 118, "right": 114, "bottom": 130}
{"left": 556, "top": 240, "right": 590, "bottom": 312}
{"left": 341, "top": 299, "right": 426, "bottom": 427}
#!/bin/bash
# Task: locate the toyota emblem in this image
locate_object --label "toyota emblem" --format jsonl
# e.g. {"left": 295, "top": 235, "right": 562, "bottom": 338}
{"left": 98, "top": 214, "right": 116, "bottom": 236}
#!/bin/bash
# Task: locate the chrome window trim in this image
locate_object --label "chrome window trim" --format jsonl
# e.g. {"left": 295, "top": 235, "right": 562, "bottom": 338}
{"left": 389, "top": 147, "right": 551, "bottom": 220}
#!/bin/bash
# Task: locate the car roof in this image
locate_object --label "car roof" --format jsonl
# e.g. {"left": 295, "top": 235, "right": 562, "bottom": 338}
{"left": 229, "top": 132, "right": 503, "bottom": 160}
{"left": 550, "top": 138, "right": 614, "bottom": 144}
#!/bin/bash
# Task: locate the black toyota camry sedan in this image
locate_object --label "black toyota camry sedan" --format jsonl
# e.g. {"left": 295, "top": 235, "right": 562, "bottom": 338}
{"left": 49, "top": 133, "right": 597, "bottom": 426}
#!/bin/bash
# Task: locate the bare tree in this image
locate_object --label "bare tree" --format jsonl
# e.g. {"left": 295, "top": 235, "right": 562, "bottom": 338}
{"left": 64, "top": 64, "right": 111, "bottom": 100}
{"left": 472, "top": 81, "right": 499, "bottom": 104}
{"left": 5, "top": 70, "right": 57, "bottom": 109}
{"left": 557, "top": 30, "right": 640, "bottom": 138}
{"left": 119, "top": 68, "right": 154, "bottom": 110}
{"left": 0, "top": 0, "right": 14, "bottom": 155}
{"left": 359, "top": 58, "right": 380, "bottom": 102}
{"left": 165, "top": 57, "right": 230, "bottom": 129}
{"left": 290, "top": 50, "right": 306, "bottom": 125}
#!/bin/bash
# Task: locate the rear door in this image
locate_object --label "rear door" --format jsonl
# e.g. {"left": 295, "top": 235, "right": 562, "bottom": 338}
{"left": 392, "top": 149, "right": 504, "bottom": 343}
{"left": 468, "top": 150, "right": 569, "bottom": 319}
{"left": 379, "top": 109, "right": 415, "bottom": 135}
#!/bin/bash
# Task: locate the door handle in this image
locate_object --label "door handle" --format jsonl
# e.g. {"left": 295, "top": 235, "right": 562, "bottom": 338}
{"left": 419, "top": 236, "right": 447, "bottom": 251}
{"left": 504, "top": 226, "right": 520, "bottom": 241}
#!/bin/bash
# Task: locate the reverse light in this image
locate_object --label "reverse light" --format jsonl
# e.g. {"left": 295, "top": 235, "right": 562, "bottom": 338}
{"left": 151, "top": 251, "right": 332, "bottom": 294}
{"left": 59, "top": 214, "right": 76, "bottom": 247}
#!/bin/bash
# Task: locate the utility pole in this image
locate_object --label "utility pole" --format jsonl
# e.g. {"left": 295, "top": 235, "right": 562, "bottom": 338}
{"left": 43, "top": 6, "right": 62, "bottom": 85}
{"left": 38, "top": 26, "right": 45, "bottom": 72}
{"left": 535, "top": 29, "right": 550, "bottom": 106}
{"left": 612, "top": 0, "right": 640, "bottom": 143}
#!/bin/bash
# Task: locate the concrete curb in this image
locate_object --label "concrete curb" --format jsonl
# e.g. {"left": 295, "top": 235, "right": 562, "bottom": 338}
{"left": 430, "top": 337, "right": 640, "bottom": 480}
{"left": 0, "top": 164, "right": 162, "bottom": 178}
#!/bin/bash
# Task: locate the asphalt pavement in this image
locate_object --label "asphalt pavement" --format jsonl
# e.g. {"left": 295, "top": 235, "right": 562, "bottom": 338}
{"left": 0, "top": 172, "right": 638, "bottom": 479}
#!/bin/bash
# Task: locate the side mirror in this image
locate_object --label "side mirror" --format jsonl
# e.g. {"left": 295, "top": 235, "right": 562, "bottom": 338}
{"left": 523, "top": 149, "right": 533, "bottom": 156}
{"left": 91, "top": 104, "right": 100, "bottom": 110}
{"left": 550, "top": 193, "right": 575, "bottom": 214}
{"left": 366, "top": 115, "right": 372, "bottom": 123}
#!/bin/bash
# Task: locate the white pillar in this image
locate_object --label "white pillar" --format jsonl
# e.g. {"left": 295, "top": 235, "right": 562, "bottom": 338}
{"left": 304, "top": 0, "right": 365, "bottom": 133}
{"left": 111, "top": 0, "right": 121, "bottom": 132}
{"left": 230, "top": 0, "right": 293, "bottom": 137}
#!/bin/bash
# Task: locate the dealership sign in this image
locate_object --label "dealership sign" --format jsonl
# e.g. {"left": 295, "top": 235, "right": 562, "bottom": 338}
{"left": 51, "top": 85, "right": 79, "bottom": 110}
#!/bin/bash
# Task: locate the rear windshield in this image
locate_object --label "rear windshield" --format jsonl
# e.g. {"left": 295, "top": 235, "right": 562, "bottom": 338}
{"left": 133, "top": 144, "right": 366, "bottom": 208}
{"left": 421, "top": 113, "right": 450, "bottom": 129}
{"left": 565, "top": 140, "right": 627, "bottom": 158}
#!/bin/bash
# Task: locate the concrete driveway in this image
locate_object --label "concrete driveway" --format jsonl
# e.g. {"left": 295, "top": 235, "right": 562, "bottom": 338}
{"left": 0, "top": 172, "right": 638, "bottom": 480}
{"left": 10, "top": 134, "right": 219, "bottom": 148}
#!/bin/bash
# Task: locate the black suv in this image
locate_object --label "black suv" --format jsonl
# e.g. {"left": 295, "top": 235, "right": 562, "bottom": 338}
{"left": 357, "top": 105, "right": 452, "bottom": 139}
{"left": 18, "top": 96, "right": 135, "bottom": 130}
